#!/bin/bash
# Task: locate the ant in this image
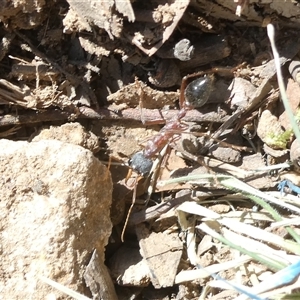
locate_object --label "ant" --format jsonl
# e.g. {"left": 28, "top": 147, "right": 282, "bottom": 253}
{"left": 121, "top": 64, "right": 243, "bottom": 241}
{"left": 128, "top": 71, "right": 216, "bottom": 178}
{"left": 132, "top": 64, "right": 245, "bottom": 171}
{"left": 122, "top": 67, "right": 239, "bottom": 240}
{"left": 142, "top": 74, "right": 214, "bottom": 159}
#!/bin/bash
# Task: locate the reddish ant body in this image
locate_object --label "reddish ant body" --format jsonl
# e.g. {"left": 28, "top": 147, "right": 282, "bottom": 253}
{"left": 124, "top": 73, "right": 215, "bottom": 240}
{"left": 129, "top": 72, "right": 214, "bottom": 176}
{"left": 143, "top": 108, "right": 188, "bottom": 158}
{"left": 142, "top": 74, "right": 214, "bottom": 159}
{"left": 124, "top": 67, "right": 241, "bottom": 240}
{"left": 129, "top": 64, "right": 244, "bottom": 174}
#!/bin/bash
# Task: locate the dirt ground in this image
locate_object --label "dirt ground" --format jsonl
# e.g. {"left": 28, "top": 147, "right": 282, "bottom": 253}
{"left": 2, "top": 0, "right": 300, "bottom": 299}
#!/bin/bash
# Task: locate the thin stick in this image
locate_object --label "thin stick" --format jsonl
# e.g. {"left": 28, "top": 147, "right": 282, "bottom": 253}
{"left": 121, "top": 177, "right": 139, "bottom": 242}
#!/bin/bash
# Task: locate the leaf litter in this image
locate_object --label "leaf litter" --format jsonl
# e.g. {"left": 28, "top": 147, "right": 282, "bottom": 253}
{"left": 2, "top": 0, "right": 300, "bottom": 299}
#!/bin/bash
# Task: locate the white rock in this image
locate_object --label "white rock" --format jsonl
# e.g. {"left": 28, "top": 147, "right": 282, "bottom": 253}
{"left": 0, "top": 139, "right": 112, "bottom": 299}
{"left": 31, "top": 122, "right": 100, "bottom": 153}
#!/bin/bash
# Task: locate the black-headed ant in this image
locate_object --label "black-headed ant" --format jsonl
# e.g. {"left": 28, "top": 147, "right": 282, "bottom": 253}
{"left": 135, "top": 64, "right": 245, "bottom": 166}
{"left": 126, "top": 71, "right": 218, "bottom": 181}
{"left": 122, "top": 67, "right": 240, "bottom": 240}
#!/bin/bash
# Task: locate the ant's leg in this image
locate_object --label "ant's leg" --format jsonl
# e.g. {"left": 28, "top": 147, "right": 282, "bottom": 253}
{"left": 211, "top": 62, "right": 247, "bottom": 77}
{"left": 179, "top": 75, "right": 188, "bottom": 109}
{"left": 135, "top": 78, "right": 168, "bottom": 126}
{"left": 135, "top": 77, "right": 147, "bottom": 125}
{"left": 122, "top": 146, "right": 167, "bottom": 240}
{"left": 99, "top": 155, "right": 136, "bottom": 187}
{"left": 124, "top": 168, "right": 134, "bottom": 186}
{"left": 121, "top": 176, "right": 140, "bottom": 242}
{"left": 144, "top": 144, "right": 169, "bottom": 204}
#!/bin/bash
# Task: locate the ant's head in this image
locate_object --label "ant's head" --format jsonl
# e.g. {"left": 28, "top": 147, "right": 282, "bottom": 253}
{"left": 128, "top": 151, "right": 153, "bottom": 177}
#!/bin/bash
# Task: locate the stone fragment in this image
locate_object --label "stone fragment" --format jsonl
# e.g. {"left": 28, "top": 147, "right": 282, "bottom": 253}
{"left": 279, "top": 78, "right": 300, "bottom": 130}
{"left": 136, "top": 225, "right": 183, "bottom": 288}
{"left": 290, "top": 139, "right": 300, "bottom": 173}
{"left": 84, "top": 250, "right": 118, "bottom": 300}
{"left": 109, "top": 245, "right": 151, "bottom": 287}
{"left": 31, "top": 122, "right": 100, "bottom": 153}
{"left": 257, "top": 109, "right": 285, "bottom": 149}
{"left": 0, "top": 139, "right": 112, "bottom": 299}
{"left": 228, "top": 77, "right": 257, "bottom": 109}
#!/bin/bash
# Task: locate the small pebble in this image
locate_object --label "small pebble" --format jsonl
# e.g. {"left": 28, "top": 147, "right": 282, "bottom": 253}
{"left": 174, "top": 39, "right": 194, "bottom": 61}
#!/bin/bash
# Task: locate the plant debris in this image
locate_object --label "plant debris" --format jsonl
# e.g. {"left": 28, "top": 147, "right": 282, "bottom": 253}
{"left": 2, "top": 0, "right": 300, "bottom": 299}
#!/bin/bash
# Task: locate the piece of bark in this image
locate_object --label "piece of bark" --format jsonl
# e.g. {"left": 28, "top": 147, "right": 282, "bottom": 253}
{"left": 65, "top": 0, "right": 129, "bottom": 39}
{"left": 84, "top": 250, "right": 118, "bottom": 300}
{"left": 108, "top": 245, "right": 151, "bottom": 287}
{"left": 178, "top": 35, "right": 231, "bottom": 71}
{"left": 10, "top": 61, "right": 59, "bottom": 81}
{"left": 127, "top": 0, "right": 190, "bottom": 56}
{"left": 0, "top": 106, "right": 231, "bottom": 128}
{"left": 136, "top": 224, "right": 183, "bottom": 288}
